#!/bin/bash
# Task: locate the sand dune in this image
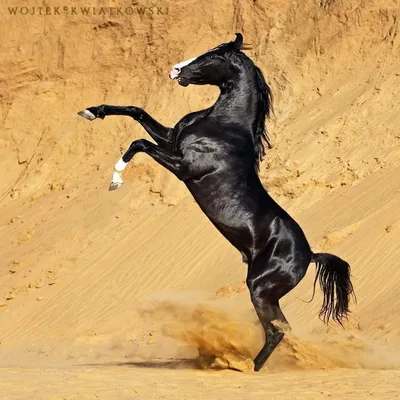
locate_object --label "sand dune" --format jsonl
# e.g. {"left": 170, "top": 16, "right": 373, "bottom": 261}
{"left": 1, "top": 0, "right": 400, "bottom": 398}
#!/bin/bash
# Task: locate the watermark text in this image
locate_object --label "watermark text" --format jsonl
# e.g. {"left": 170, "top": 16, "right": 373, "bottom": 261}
{"left": 8, "top": 6, "right": 169, "bottom": 16}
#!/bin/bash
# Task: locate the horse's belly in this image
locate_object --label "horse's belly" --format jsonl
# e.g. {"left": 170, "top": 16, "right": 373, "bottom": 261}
{"left": 185, "top": 180, "right": 256, "bottom": 249}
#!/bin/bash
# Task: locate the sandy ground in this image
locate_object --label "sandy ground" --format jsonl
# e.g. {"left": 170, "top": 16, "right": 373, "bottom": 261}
{"left": 1, "top": 0, "right": 400, "bottom": 398}
{"left": 1, "top": 367, "right": 400, "bottom": 400}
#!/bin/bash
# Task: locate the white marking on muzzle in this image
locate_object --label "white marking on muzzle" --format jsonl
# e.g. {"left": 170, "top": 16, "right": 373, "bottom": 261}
{"left": 169, "top": 57, "right": 197, "bottom": 79}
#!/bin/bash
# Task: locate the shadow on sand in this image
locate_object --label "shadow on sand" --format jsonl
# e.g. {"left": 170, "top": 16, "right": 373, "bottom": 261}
{"left": 80, "top": 358, "right": 201, "bottom": 370}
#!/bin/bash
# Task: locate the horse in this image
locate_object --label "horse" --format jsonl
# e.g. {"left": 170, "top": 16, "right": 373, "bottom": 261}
{"left": 78, "top": 33, "right": 355, "bottom": 372}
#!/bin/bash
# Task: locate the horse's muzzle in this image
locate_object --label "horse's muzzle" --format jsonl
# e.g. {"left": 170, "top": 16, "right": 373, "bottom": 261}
{"left": 178, "top": 77, "right": 190, "bottom": 87}
{"left": 169, "top": 67, "right": 180, "bottom": 80}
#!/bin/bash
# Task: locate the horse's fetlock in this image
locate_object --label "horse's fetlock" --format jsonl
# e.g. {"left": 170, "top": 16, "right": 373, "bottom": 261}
{"left": 97, "top": 105, "right": 106, "bottom": 119}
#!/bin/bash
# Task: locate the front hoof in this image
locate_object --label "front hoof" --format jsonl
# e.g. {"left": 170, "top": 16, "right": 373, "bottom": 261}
{"left": 77, "top": 109, "right": 97, "bottom": 121}
{"left": 109, "top": 181, "right": 123, "bottom": 191}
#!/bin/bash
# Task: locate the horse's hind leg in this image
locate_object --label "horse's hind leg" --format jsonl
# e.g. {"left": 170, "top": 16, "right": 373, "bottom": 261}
{"left": 247, "top": 263, "right": 296, "bottom": 371}
{"left": 251, "top": 298, "right": 288, "bottom": 371}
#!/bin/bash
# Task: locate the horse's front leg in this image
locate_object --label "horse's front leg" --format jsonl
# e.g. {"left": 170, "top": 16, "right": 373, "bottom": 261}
{"left": 110, "top": 139, "right": 187, "bottom": 191}
{"left": 78, "top": 104, "right": 173, "bottom": 148}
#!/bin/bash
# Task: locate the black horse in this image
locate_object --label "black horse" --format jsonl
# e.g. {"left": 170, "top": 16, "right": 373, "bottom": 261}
{"left": 78, "top": 33, "right": 354, "bottom": 372}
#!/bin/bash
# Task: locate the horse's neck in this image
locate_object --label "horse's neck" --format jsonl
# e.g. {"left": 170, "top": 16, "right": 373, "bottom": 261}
{"left": 211, "top": 73, "right": 258, "bottom": 127}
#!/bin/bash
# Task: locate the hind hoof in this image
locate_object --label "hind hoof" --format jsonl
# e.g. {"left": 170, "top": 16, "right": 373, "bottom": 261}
{"left": 254, "top": 363, "right": 262, "bottom": 372}
{"left": 109, "top": 181, "right": 123, "bottom": 191}
{"left": 77, "top": 109, "right": 97, "bottom": 121}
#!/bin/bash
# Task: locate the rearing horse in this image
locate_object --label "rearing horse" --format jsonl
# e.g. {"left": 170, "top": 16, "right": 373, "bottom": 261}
{"left": 78, "top": 33, "right": 354, "bottom": 372}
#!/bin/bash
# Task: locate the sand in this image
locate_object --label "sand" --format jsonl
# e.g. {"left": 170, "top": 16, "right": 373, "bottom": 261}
{"left": 1, "top": 0, "right": 400, "bottom": 398}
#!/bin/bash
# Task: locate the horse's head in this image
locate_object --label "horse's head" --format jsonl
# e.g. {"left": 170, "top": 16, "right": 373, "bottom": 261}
{"left": 170, "top": 33, "right": 273, "bottom": 169}
{"left": 169, "top": 33, "right": 246, "bottom": 87}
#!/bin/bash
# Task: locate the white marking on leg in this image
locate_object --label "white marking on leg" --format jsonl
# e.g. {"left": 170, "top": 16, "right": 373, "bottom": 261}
{"left": 112, "top": 170, "right": 123, "bottom": 184}
{"left": 115, "top": 158, "right": 127, "bottom": 172}
{"left": 169, "top": 57, "right": 197, "bottom": 79}
{"left": 110, "top": 158, "right": 127, "bottom": 190}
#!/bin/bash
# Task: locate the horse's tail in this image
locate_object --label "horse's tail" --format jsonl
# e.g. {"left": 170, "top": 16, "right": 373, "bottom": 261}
{"left": 311, "top": 252, "right": 355, "bottom": 325}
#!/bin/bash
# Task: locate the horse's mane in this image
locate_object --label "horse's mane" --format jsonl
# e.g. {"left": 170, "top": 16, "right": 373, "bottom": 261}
{"left": 232, "top": 50, "right": 273, "bottom": 170}
{"left": 253, "top": 64, "right": 273, "bottom": 170}
{"left": 208, "top": 35, "right": 274, "bottom": 170}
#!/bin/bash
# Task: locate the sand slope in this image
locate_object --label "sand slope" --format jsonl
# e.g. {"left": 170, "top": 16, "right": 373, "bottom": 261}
{"left": 1, "top": 0, "right": 400, "bottom": 398}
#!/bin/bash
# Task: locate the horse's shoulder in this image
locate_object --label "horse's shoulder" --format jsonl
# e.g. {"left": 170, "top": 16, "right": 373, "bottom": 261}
{"left": 174, "top": 108, "right": 211, "bottom": 132}
{"left": 171, "top": 108, "right": 211, "bottom": 148}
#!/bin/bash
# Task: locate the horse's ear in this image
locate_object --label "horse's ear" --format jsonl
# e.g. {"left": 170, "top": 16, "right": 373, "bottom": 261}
{"left": 232, "top": 33, "right": 243, "bottom": 50}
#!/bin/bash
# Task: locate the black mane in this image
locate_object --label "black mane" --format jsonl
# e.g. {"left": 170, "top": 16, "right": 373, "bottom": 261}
{"left": 231, "top": 49, "right": 273, "bottom": 170}
{"left": 253, "top": 65, "right": 273, "bottom": 170}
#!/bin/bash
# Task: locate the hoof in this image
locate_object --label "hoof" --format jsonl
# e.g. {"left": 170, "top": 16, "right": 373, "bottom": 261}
{"left": 254, "top": 363, "right": 262, "bottom": 372}
{"left": 77, "top": 109, "right": 96, "bottom": 121}
{"left": 109, "top": 181, "right": 123, "bottom": 191}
